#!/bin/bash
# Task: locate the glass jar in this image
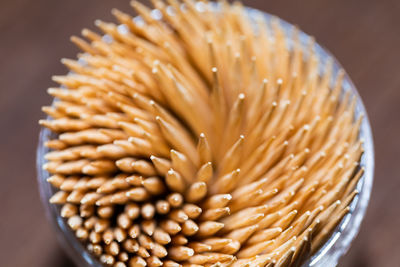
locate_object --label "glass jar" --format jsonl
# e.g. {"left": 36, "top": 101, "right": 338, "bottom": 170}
{"left": 36, "top": 5, "right": 374, "bottom": 267}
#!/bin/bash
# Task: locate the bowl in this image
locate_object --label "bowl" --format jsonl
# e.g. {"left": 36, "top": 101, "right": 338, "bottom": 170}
{"left": 37, "top": 4, "right": 374, "bottom": 267}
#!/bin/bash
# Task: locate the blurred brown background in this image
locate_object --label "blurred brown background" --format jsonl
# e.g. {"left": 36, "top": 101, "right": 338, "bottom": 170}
{"left": 0, "top": 0, "right": 399, "bottom": 266}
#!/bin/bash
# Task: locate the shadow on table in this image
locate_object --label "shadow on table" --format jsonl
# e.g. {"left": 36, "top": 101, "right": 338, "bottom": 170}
{"left": 44, "top": 246, "right": 77, "bottom": 267}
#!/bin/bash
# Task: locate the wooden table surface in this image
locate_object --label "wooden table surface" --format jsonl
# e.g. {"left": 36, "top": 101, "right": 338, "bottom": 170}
{"left": 1, "top": 0, "right": 399, "bottom": 266}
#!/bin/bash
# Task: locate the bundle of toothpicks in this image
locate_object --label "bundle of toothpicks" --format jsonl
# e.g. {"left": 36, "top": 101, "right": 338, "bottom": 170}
{"left": 40, "top": 1, "right": 364, "bottom": 266}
